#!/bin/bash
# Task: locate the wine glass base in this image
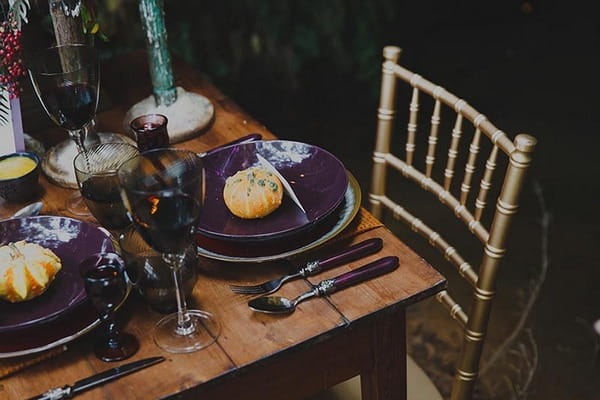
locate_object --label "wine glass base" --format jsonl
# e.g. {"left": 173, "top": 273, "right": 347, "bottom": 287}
{"left": 94, "top": 332, "right": 139, "bottom": 362}
{"left": 153, "top": 310, "right": 220, "bottom": 354}
{"left": 65, "top": 191, "right": 90, "bottom": 216}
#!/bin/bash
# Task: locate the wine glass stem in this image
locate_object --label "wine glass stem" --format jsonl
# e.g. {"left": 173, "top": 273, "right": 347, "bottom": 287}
{"left": 165, "top": 253, "right": 195, "bottom": 336}
{"left": 68, "top": 128, "right": 87, "bottom": 153}
{"left": 104, "top": 314, "right": 120, "bottom": 348}
{"left": 68, "top": 120, "right": 101, "bottom": 153}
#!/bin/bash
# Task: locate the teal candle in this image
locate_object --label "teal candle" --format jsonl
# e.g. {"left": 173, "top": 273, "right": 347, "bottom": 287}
{"left": 139, "top": 0, "right": 177, "bottom": 107}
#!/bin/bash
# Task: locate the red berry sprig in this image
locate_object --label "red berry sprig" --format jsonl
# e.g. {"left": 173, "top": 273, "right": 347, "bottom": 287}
{"left": 0, "top": 19, "right": 25, "bottom": 99}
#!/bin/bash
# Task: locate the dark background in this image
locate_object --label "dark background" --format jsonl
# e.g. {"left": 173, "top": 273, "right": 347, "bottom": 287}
{"left": 21, "top": 1, "right": 600, "bottom": 398}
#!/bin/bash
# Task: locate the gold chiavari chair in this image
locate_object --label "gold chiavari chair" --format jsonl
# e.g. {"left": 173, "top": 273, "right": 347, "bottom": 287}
{"left": 310, "top": 46, "right": 537, "bottom": 400}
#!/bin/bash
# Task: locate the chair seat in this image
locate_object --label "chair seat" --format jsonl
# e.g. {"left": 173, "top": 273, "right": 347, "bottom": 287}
{"left": 308, "top": 356, "right": 443, "bottom": 400}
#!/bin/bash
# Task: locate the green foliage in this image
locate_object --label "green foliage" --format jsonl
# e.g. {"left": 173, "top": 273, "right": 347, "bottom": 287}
{"left": 94, "top": 0, "right": 401, "bottom": 94}
{"left": 8, "top": 0, "right": 29, "bottom": 30}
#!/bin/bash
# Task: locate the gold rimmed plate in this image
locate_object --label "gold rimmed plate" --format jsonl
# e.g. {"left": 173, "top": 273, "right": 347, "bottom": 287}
{"left": 195, "top": 172, "right": 361, "bottom": 263}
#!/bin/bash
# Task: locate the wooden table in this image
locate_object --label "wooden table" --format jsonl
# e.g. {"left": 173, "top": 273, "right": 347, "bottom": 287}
{"left": 0, "top": 52, "right": 445, "bottom": 400}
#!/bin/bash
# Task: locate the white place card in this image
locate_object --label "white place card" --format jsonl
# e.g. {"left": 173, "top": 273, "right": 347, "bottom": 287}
{"left": 0, "top": 89, "right": 24, "bottom": 156}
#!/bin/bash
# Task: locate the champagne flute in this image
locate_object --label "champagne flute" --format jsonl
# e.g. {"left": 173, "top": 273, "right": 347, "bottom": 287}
{"left": 28, "top": 44, "right": 100, "bottom": 216}
{"left": 117, "top": 148, "right": 220, "bottom": 353}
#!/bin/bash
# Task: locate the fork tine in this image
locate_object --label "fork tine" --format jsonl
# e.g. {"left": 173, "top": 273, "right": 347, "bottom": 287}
{"left": 228, "top": 284, "right": 263, "bottom": 290}
{"left": 230, "top": 289, "right": 264, "bottom": 295}
{"left": 229, "top": 285, "right": 266, "bottom": 294}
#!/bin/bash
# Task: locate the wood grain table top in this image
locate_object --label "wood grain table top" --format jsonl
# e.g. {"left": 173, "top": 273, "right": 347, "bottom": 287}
{"left": 0, "top": 51, "right": 445, "bottom": 400}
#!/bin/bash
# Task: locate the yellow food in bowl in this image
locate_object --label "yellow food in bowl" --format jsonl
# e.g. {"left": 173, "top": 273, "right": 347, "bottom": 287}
{"left": 0, "top": 156, "right": 37, "bottom": 180}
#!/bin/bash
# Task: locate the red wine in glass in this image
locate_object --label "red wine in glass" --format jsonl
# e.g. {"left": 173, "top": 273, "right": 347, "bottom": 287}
{"left": 80, "top": 252, "right": 138, "bottom": 362}
{"left": 80, "top": 175, "right": 131, "bottom": 231}
{"left": 130, "top": 114, "right": 170, "bottom": 152}
{"left": 41, "top": 82, "right": 98, "bottom": 130}
{"left": 131, "top": 194, "right": 201, "bottom": 254}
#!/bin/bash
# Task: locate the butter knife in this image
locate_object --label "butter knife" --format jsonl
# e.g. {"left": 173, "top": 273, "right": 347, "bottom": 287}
{"left": 256, "top": 153, "right": 306, "bottom": 214}
{"left": 27, "top": 356, "right": 165, "bottom": 400}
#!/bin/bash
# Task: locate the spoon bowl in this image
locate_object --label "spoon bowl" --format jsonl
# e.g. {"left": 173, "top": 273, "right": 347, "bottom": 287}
{"left": 12, "top": 201, "right": 43, "bottom": 218}
{"left": 248, "top": 291, "right": 316, "bottom": 314}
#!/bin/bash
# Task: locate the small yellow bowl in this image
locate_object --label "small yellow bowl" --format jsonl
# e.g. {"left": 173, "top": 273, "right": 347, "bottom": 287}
{"left": 0, "top": 152, "right": 41, "bottom": 202}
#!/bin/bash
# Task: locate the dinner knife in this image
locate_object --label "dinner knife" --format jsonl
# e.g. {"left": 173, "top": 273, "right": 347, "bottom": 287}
{"left": 27, "top": 356, "right": 165, "bottom": 400}
{"left": 256, "top": 153, "right": 307, "bottom": 214}
{"left": 197, "top": 133, "right": 262, "bottom": 157}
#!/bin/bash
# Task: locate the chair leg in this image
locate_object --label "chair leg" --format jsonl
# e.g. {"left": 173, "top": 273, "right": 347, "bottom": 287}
{"left": 360, "top": 308, "right": 407, "bottom": 400}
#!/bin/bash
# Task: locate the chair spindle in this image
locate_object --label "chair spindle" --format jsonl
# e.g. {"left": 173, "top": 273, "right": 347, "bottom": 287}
{"left": 474, "top": 145, "right": 498, "bottom": 221}
{"left": 425, "top": 97, "right": 442, "bottom": 177}
{"left": 444, "top": 108, "right": 465, "bottom": 191}
{"left": 406, "top": 84, "right": 420, "bottom": 166}
{"left": 460, "top": 127, "right": 482, "bottom": 205}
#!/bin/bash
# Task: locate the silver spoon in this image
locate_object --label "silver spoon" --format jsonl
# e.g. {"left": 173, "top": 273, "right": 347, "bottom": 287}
{"left": 248, "top": 256, "right": 399, "bottom": 314}
{"left": 11, "top": 201, "right": 43, "bottom": 218}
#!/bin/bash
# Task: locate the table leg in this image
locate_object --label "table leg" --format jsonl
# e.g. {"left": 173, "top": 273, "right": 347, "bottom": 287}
{"left": 360, "top": 308, "right": 407, "bottom": 400}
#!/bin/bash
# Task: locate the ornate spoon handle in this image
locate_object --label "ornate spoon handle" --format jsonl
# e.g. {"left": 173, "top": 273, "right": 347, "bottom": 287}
{"left": 316, "top": 256, "right": 399, "bottom": 295}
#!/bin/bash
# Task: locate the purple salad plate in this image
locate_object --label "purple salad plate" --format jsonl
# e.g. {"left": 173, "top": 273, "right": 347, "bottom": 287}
{"left": 198, "top": 140, "right": 348, "bottom": 241}
{"left": 0, "top": 216, "right": 114, "bottom": 333}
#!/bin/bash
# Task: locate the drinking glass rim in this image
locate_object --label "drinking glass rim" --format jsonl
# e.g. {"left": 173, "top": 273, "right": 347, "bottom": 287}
{"left": 28, "top": 43, "right": 98, "bottom": 76}
{"left": 130, "top": 113, "right": 169, "bottom": 129}
{"left": 79, "top": 251, "right": 125, "bottom": 280}
{"left": 73, "top": 142, "right": 139, "bottom": 176}
{"left": 117, "top": 148, "right": 204, "bottom": 196}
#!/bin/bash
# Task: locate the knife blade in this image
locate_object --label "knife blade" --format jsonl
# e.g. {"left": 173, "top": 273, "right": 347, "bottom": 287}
{"left": 197, "top": 133, "right": 262, "bottom": 157}
{"left": 27, "top": 356, "right": 165, "bottom": 400}
{"left": 256, "top": 153, "right": 307, "bottom": 214}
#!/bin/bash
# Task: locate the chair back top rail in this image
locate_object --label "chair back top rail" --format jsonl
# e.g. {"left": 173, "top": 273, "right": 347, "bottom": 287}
{"left": 389, "top": 62, "right": 516, "bottom": 156}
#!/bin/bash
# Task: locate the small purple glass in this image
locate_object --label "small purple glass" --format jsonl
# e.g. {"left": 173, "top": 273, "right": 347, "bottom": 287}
{"left": 79, "top": 252, "right": 139, "bottom": 362}
{"left": 130, "top": 114, "right": 170, "bottom": 152}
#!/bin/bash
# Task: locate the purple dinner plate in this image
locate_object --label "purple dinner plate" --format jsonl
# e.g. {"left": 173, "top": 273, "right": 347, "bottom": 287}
{"left": 0, "top": 301, "right": 98, "bottom": 357}
{"left": 0, "top": 216, "right": 114, "bottom": 333}
{"left": 196, "top": 171, "right": 362, "bottom": 263}
{"left": 198, "top": 140, "right": 348, "bottom": 241}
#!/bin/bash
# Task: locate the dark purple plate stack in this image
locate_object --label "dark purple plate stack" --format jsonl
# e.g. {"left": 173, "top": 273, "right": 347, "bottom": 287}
{"left": 195, "top": 140, "right": 362, "bottom": 263}
{"left": 0, "top": 216, "right": 115, "bottom": 358}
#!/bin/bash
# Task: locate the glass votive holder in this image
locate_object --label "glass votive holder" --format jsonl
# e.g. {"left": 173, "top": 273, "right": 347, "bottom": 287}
{"left": 118, "top": 227, "right": 198, "bottom": 314}
{"left": 129, "top": 114, "right": 170, "bottom": 152}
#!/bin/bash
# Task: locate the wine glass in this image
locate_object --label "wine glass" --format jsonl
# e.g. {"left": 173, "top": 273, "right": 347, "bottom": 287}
{"left": 73, "top": 142, "right": 139, "bottom": 234}
{"left": 28, "top": 44, "right": 100, "bottom": 216}
{"left": 117, "top": 148, "right": 220, "bottom": 353}
{"left": 79, "top": 252, "right": 139, "bottom": 362}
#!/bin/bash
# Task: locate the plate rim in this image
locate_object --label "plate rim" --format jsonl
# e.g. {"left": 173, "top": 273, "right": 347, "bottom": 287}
{"left": 0, "top": 215, "right": 113, "bottom": 333}
{"left": 196, "top": 171, "right": 361, "bottom": 263}
{"left": 197, "top": 139, "right": 349, "bottom": 241}
{"left": 0, "top": 285, "right": 130, "bottom": 358}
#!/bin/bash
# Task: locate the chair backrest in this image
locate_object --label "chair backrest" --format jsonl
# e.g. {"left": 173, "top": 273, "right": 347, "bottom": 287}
{"left": 369, "top": 46, "right": 537, "bottom": 400}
